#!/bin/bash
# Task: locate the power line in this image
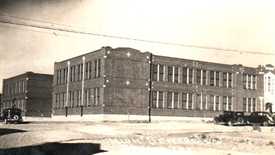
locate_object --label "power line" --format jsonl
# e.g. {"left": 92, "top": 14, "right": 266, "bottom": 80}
{"left": 0, "top": 14, "right": 275, "bottom": 56}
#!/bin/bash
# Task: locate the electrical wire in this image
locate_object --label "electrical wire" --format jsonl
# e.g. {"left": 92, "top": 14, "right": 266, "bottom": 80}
{"left": 0, "top": 13, "right": 275, "bottom": 56}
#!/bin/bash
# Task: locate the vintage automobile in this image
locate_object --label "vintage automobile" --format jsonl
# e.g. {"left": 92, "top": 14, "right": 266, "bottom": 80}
{"left": 0, "top": 107, "right": 23, "bottom": 124}
{"left": 214, "top": 111, "right": 245, "bottom": 126}
{"left": 244, "top": 112, "right": 275, "bottom": 126}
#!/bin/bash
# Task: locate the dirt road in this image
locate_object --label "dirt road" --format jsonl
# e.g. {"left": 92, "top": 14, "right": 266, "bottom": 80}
{"left": 0, "top": 120, "right": 275, "bottom": 154}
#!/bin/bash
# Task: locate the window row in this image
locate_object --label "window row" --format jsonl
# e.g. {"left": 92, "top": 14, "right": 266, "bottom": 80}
{"left": 54, "top": 88, "right": 100, "bottom": 109}
{"left": 56, "top": 59, "right": 101, "bottom": 85}
{"left": 243, "top": 74, "right": 257, "bottom": 90}
{"left": 152, "top": 91, "right": 233, "bottom": 111}
{"left": 243, "top": 97, "right": 257, "bottom": 112}
{"left": 3, "top": 80, "right": 26, "bottom": 96}
{"left": 152, "top": 64, "right": 234, "bottom": 88}
{"left": 265, "top": 76, "right": 274, "bottom": 94}
{"left": 2, "top": 99, "right": 26, "bottom": 111}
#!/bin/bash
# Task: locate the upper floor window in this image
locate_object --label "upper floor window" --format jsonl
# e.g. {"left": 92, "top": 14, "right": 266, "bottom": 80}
{"left": 168, "top": 66, "right": 173, "bottom": 82}
{"left": 159, "top": 64, "right": 164, "bottom": 82}
{"left": 188, "top": 68, "right": 193, "bottom": 84}
{"left": 210, "top": 71, "right": 214, "bottom": 86}
{"left": 152, "top": 64, "right": 158, "bottom": 81}
{"left": 196, "top": 69, "right": 201, "bottom": 85}
{"left": 94, "top": 59, "right": 101, "bottom": 78}
{"left": 174, "top": 67, "right": 179, "bottom": 83}
{"left": 182, "top": 67, "right": 187, "bottom": 84}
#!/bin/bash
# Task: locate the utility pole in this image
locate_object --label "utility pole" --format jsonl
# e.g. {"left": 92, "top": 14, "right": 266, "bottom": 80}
{"left": 148, "top": 53, "right": 153, "bottom": 123}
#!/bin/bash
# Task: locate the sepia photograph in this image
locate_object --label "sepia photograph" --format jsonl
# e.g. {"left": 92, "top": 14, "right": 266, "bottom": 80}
{"left": 0, "top": 0, "right": 275, "bottom": 154}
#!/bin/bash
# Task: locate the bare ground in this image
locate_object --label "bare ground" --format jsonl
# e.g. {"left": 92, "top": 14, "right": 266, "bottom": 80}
{"left": 0, "top": 120, "right": 275, "bottom": 154}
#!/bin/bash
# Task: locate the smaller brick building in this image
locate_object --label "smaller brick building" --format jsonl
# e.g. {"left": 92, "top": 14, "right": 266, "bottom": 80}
{"left": 0, "top": 93, "right": 2, "bottom": 111}
{"left": 1, "top": 72, "right": 53, "bottom": 117}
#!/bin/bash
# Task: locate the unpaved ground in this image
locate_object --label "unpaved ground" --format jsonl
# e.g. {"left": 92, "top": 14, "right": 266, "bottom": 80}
{"left": 0, "top": 120, "right": 275, "bottom": 154}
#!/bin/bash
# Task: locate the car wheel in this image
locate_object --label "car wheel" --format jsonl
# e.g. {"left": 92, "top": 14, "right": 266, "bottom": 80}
{"left": 237, "top": 118, "right": 244, "bottom": 125}
{"left": 228, "top": 121, "right": 234, "bottom": 126}
{"left": 13, "top": 115, "right": 19, "bottom": 121}
{"left": 263, "top": 121, "right": 269, "bottom": 126}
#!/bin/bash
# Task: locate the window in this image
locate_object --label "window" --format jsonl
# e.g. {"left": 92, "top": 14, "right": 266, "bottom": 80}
{"left": 197, "top": 69, "right": 201, "bottom": 85}
{"left": 252, "top": 98, "right": 256, "bottom": 112}
{"left": 167, "top": 92, "right": 173, "bottom": 108}
{"left": 248, "top": 98, "right": 251, "bottom": 112}
{"left": 70, "top": 66, "right": 73, "bottom": 82}
{"left": 209, "top": 95, "right": 214, "bottom": 111}
{"left": 223, "top": 72, "right": 227, "bottom": 87}
{"left": 182, "top": 67, "right": 187, "bottom": 84}
{"left": 182, "top": 93, "right": 187, "bottom": 109}
{"left": 168, "top": 66, "right": 173, "bottom": 82}
{"left": 85, "top": 88, "right": 93, "bottom": 106}
{"left": 215, "top": 96, "right": 220, "bottom": 111}
{"left": 152, "top": 64, "right": 158, "bottom": 81}
{"left": 80, "top": 64, "right": 83, "bottom": 81}
{"left": 56, "top": 70, "right": 59, "bottom": 85}
{"left": 174, "top": 67, "right": 179, "bottom": 83}
{"left": 55, "top": 93, "right": 59, "bottom": 109}
{"left": 248, "top": 75, "right": 251, "bottom": 89}
{"left": 78, "top": 90, "right": 82, "bottom": 107}
{"left": 88, "top": 61, "right": 93, "bottom": 79}
{"left": 189, "top": 68, "right": 193, "bottom": 84}
{"left": 85, "top": 62, "right": 89, "bottom": 80}
{"left": 216, "top": 72, "right": 219, "bottom": 87}
{"left": 62, "top": 92, "right": 65, "bottom": 108}
{"left": 210, "top": 71, "right": 214, "bottom": 86}
{"left": 174, "top": 92, "right": 179, "bottom": 108}
{"left": 152, "top": 91, "right": 157, "bottom": 108}
{"left": 243, "top": 74, "right": 247, "bottom": 89}
{"left": 64, "top": 68, "right": 67, "bottom": 84}
{"left": 158, "top": 91, "right": 164, "bottom": 108}
{"left": 73, "top": 66, "right": 76, "bottom": 82}
{"left": 196, "top": 94, "right": 201, "bottom": 110}
{"left": 202, "top": 70, "right": 207, "bottom": 85}
{"left": 74, "top": 91, "right": 78, "bottom": 107}
{"left": 159, "top": 65, "right": 164, "bottom": 82}
{"left": 188, "top": 93, "right": 193, "bottom": 109}
{"left": 252, "top": 75, "right": 256, "bottom": 90}
{"left": 228, "top": 96, "right": 232, "bottom": 111}
{"left": 84, "top": 89, "right": 88, "bottom": 106}
{"left": 228, "top": 73, "right": 232, "bottom": 88}
{"left": 222, "top": 96, "right": 227, "bottom": 111}
{"left": 94, "top": 59, "right": 101, "bottom": 78}
{"left": 71, "top": 91, "right": 75, "bottom": 107}
{"left": 202, "top": 94, "right": 206, "bottom": 110}
{"left": 243, "top": 97, "right": 247, "bottom": 112}
{"left": 94, "top": 88, "right": 100, "bottom": 105}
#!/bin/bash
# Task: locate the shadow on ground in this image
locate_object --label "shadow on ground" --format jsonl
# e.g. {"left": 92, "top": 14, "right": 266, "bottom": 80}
{"left": 0, "top": 142, "right": 106, "bottom": 155}
{"left": 0, "top": 128, "right": 26, "bottom": 136}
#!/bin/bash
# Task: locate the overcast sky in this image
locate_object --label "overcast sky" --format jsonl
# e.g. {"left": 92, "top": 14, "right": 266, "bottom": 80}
{"left": 0, "top": 0, "right": 275, "bottom": 93}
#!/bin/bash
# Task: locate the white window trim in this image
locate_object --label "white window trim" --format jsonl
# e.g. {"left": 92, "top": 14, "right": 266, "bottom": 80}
{"left": 226, "top": 96, "right": 229, "bottom": 111}
{"left": 186, "top": 93, "right": 189, "bottom": 109}
{"left": 248, "top": 97, "right": 250, "bottom": 112}
{"left": 205, "top": 95, "right": 208, "bottom": 110}
{"left": 171, "top": 92, "right": 174, "bottom": 109}
{"left": 213, "top": 95, "right": 216, "bottom": 111}
{"left": 214, "top": 71, "right": 216, "bottom": 86}
{"left": 157, "top": 64, "right": 160, "bottom": 81}
{"left": 187, "top": 68, "right": 189, "bottom": 84}
{"left": 200, "top": 93, "right": 203, "bottom": 110}
{"left": 156, "top": 91, "right": 159, "bottom": 108}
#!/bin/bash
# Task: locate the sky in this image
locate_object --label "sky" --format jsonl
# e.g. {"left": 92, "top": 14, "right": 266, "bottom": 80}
{"left": 0, "top": 0, "right": 275, "bottom": 93}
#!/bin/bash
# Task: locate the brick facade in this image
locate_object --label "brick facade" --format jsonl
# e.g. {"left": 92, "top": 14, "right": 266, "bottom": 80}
{"left": 52, "top": 47, "right": 264, "bottom": 118}
{"left": 1, "top": 72, "right": 53, "bottom": 117}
